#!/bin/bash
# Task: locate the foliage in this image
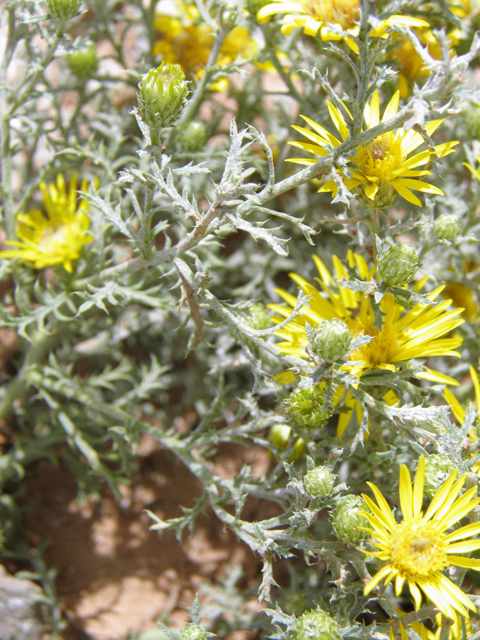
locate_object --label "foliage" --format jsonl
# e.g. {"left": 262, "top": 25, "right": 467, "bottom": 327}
{"left": 1, "top": 0, "right": 480, "bottom": 638}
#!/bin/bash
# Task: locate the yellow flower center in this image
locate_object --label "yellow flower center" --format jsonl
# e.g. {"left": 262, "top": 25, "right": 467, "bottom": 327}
{"left": 305, "top": 0, "right": 359, "bottom": 28}
{"left": 348, "top": 314, "right": 399, "bottom": 367}
{"left": 390, "top": 518, "right": 448, "bottom": 578}
{"left": 354, "top": 132, "right": 404, "bottom": 180}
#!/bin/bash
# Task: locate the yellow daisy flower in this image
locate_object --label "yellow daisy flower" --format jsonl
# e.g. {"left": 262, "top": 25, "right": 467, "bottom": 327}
{"left": 0, "top": 174, "right": 93, "bottom": 273}
{"left": 257, "top": 0, "right": 429, "bottom": 51}
{"left": 269, "top": 251, "right": 464, "bottom": 435}
{"left": 153, "top": 1, "right": 257, "bottom": 92}
{"left": 289, "top": 90, "right": 459, "bottom": 207}
{"left": 363, "top": 455, "right": 480, "bottom": 620}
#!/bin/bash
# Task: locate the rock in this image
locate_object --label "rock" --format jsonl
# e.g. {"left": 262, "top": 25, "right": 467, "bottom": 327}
{"left": 0, "top": 564, "right": 47, "bottom": 640}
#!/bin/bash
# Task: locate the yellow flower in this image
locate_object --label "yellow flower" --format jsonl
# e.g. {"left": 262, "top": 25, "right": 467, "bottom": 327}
{"left": 389, "top": 30, "right": 441, "bottom": 99}
{"left": 153, "top": 1, "right": 257, "bottom": 92}
{"left": 443, "top": 281, "right": 479, "bottom": 322}
{"left": 392, "top": 612, "right": 469, "bottom": 640}
{"left": 269, "top": 251, "right": 464, "bottom": 435}
{"left": 464, "top": 154, "right": 480, "bottom": 182}
{"left": 390, "top": 27, "right": 464, "bottom": 99}
{"left": 0, "top": 174, "right": 93, "bottom": 273}
{"left": 363, "top": 456, "right": 480, "bottom": 620}
{"left": 257, "top": 0, "right": 428, "bottom": 50}
{"left": 289, "top": 90, "right": 459, "bottom": 207}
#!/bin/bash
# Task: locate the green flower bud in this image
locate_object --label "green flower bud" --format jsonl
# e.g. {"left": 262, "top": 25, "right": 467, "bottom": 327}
{"left": 137, "top": 63, "right": 189, "bottom": 130}
{"left": 46, "top": 0, "right": 81, "bottom": 20}
{"left": 293, "top": 607, "right": 339, "bottom": 640}
{"left": 434, "top": 214, "right": 461, "bottom": 241}
{"left": 309, "top": 319, "right": 351, "bottom": 361}
{"left": 332, "top": 495, "right": 369, "bottom": 545}
{"left": 247, "top": 303, "right": 271, "bottom": 331}
{"left": 67, "top": 44, "right": 99, "bottom": 81}
{"left": 378, "top": 243, "right": 418, "bottom": 287}
{"left": 303, "top": 466, "right": 335, "bottom": 498}
{"left": 269, "top": 424, "right": 306, "bottom": 462}
{"left": 464, "top": 107, "right": 480, "bottom": 139}
{"left": 284, "top": 385, "right": 332, "bottom": 430}
{"left": 423, "top": 455, "right": 456, "bottom": 498}
{"left": 178, "top": 121, "right": 209, "bottom": 152}
{"left": 179, "top": 624, "right": 210, "bottom": 640}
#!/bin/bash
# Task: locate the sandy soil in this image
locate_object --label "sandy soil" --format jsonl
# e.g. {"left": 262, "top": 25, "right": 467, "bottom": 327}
{"left": 23, "top": 436, "right": 280, "bottom": 640}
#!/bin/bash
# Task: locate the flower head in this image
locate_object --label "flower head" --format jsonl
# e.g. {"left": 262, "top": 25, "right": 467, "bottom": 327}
{"left": 289, "top": 91, "right": 458, "bottom": 207}
{"left": 270, "top": 251, "right": 464, "bottom": 380}
{"left": 0, "top": 174, "right": 93, "bottom": 273}
{"left": 363, "top": 456, "right": 480, "bottom": 619}
{"left": 153, "top": 1, "right": 257, "bottom": 91}
{"left": 269, "top": 252, "right": 464, "bottom": 435}
{"left": 257, "top": 0, "right": 428, "bottom": 49}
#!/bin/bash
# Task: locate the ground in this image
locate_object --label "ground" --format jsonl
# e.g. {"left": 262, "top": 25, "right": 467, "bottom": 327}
{"left": 21, "top": 435, "right": 282, "bottom": 640}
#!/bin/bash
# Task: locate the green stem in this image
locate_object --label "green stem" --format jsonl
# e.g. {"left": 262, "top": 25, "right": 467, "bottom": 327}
{"left": 0, "top": 333, "right": 57, "bottom": 420}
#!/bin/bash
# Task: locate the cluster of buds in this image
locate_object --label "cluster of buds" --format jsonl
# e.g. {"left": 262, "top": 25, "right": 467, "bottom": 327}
{"left": 332, "top": 495, "right": 369, "bottom": 545}
{"left": 46, "top": 0, "right": 81, "bottom": 20}
{"left": 434, "top": 214, "right": 461, "bottom": 241}
{"left": 292, "top": 607, "right": 339, "bottom": 640}
{"left": 308, "top": 319, "right": 352, "bottom": 362}
{"left": 137, "top": 63, "right": 189, "bottom": 130}
{"left": 377, "top": 242, "right": 418, "bottom": 287}
{"left": 284, "top": 384, "right": 332, "bottom": 430}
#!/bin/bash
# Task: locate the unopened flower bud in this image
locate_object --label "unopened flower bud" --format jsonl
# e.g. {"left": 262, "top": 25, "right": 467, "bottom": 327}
{"left": 269, "top": 424, "right": 306, "bottom": 462}
{"left": 423, "top": 455, "right": 456, "bottom": 498}
{"left": 434, "top": 214, "right": 461, "bottom": 241}
{"left": 378, "top": 243, "right": 418, "bottom": 287}
{"left": 138, "top": 63, "right": 189, "bottom": 130}
{"left": 179, "top": 624, "right": 210, "bottom": 640}
{"left": 46, "top": 0, "right": 81, "bottom": 20}
{"left": 284, "top": 385, "right": 332, "bottom": 430}
{"left": 247, "top": 303, "right": 270, "bottom": 331}
{"left": 332, "top": 495, "right": 369, "bottom": 545}
{"left": 309, "top": 319, "right": 351, "bottom": 361}
{"left": 178, "top": 121, "right": 208, "bottom": 152}
{"left": 67, "top": 44, "right": 98, "bottom": 81}
{"left": 293, "top": 607, "right": 339, "bottom": 640}
{"left": 303, "top": 466, "right": 336, "bottom": 498}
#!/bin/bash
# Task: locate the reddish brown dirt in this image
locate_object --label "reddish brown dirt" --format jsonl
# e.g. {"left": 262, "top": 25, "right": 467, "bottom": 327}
{"left": 22, "top": 436, "right": 280, "bottom": 640}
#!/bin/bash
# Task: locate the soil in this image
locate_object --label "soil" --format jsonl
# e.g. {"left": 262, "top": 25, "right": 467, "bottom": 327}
{"left": 20, "top": 436, "right": 281, "bottom": 640}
